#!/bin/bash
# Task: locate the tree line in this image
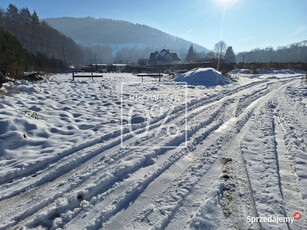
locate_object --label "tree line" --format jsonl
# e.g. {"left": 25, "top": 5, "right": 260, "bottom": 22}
{"left": 185, "top": 39, "right": 307, "bottom": 65}
{"left": 184, "top": 41, "right": 236, "bottom": 64}
{"left": 237, "top": 41, "right": 307, "bottom": 63}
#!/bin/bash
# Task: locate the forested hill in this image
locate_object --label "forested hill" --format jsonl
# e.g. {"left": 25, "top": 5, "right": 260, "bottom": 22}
{"left": 0, "top": 4, "right": 83, "bottom": 64}
{"left": 44, "top": 17, "right": 209, "bottom": 53}
{"left": 0, "top": 26, "right": 66, "bottom": 73}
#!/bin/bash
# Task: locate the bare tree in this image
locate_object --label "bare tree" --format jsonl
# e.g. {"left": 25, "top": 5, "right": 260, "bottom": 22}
{"left": 214, "top": 41, "right": 227, "bottom": 70}
{"left": 214, "top": 41, "right": 227, "bottom": 58}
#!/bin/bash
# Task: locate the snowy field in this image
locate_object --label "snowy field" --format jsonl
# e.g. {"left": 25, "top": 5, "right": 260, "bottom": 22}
{"left": 0, "top": 70, "right": 306, "bottom": 229}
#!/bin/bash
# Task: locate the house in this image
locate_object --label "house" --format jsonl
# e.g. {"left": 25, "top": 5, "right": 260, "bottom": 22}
{"left": 149, "top": 49, "right": 181, "bottom": 65}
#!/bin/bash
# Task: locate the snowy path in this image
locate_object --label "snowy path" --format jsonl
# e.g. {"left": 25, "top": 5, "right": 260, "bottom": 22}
{"left": 0, "top": 72, "right": 306, "bottom": 229}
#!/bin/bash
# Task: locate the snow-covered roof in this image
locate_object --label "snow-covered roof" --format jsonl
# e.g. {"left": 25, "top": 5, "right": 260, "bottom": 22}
{"left": 112, "top": 64, "right": 128, "bottom": 67}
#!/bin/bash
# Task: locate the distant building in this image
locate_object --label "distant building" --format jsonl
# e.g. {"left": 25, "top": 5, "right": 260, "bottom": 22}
{"left": 79, "top": 63, "right": 130, "bottom": 73}
{"left": 149, "top": 49, "right": 181, "bottom": 65}
{"left": 81, "top": 64, "right": 108, "bottom": 72}
{"left": 111, "top": 64, "right": 128, "bottom": 72}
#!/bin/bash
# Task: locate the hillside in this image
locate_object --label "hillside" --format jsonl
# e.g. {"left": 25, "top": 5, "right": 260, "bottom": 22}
{"left": 45, "top": 17, "right": 209, "bottom": 54}
{"left": 0, "top": 26, "right": 65, "bottom": 74}
{"left": 0, "top": 5, "right": 83, "bottom": 65}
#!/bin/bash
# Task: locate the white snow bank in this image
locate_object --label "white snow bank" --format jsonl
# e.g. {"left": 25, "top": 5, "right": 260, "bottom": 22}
{"left": 229, "top": 69, "right": 306, "bottom": 75}
{"left": 174, "top": 68, "right": 230, "bottom": 86}
{"left": 228, "top": 69, "right": 252, "bottom": 74}
{"left": 258, "top": 69, "right": 306, "bottom": 74}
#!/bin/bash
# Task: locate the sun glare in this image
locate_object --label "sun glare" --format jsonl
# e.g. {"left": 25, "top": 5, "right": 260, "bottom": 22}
{"left": 216, "top": 0, "right": 234, "bottom": 5}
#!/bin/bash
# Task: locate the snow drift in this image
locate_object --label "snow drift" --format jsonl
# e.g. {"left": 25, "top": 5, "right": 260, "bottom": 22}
{"left": 174, "top": 68, "right": 230, "bottom": 86}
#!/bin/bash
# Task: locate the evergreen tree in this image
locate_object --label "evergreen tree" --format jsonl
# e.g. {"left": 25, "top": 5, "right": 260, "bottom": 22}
{"left": 19, "top": 8, "right": 32, "bottom": 50}
{"left": 31, "top": 11, "right": 40, "bottom": 26}
{"left": 5, "top": 4, "right": 19, "bottom": 21}
{"left": 224, "top": 46, "right": 236, "bottom": 63}
{"left": 30, "top": 10, "right": 40, "bottom": 50}
{"left": 20, "top": 8, "right": 31, "bottom": 22}
{"left": 0, "top": 9, "right": 4, "bottom": 26}
{"left": 5, "top": 4, "right": 19, "bottom": 34}
{"left": 186, "top": 44, "right": 198, "bottom": 62}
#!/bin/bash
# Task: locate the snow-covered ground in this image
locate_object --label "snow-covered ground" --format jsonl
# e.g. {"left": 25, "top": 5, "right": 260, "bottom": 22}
{"left": 0, "top": 70, "right": 306, "bottom": 229}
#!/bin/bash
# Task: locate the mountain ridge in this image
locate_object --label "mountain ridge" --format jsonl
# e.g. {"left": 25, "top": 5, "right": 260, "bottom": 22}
{"left": 44, "top": 17, "right": 209, "bottom": 54}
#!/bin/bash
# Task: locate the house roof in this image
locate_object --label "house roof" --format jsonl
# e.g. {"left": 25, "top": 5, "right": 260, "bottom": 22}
{"left": 171, "top": 53, "right": 181, "bottom": 61}
{"left": 150, "top": 53, "right": 156, "bottom": 59}
{"left": 159, "top": 49, "right": 169, "bottom": 57}
{"left": 149, "top": 49, "right": 181, "bottom": 62}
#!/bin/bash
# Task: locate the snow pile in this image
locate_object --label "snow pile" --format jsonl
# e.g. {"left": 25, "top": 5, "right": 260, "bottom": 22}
{"left": 174, "top": 68, "right": 230, "bottom": 86}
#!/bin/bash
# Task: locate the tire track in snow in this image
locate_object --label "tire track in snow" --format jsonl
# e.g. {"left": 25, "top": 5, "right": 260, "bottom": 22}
{"left": 272, "top": 85, "right": 306, "bottom": 229}
{"left": 22, "top": 99, "right": 230, "bottom": 229}
{"left": 99, "top": 81, "right": 292, "bottom": 230}
{"left": 0, "top": 78, "right": 271, "bottom": 200}
{"left": 67, "top": 81, "right": 294, "bottom": 228}
{"left": 274, "top": 114, "right": 305, "bottom": 230}
{"left": 63, "top": 109, "right": 229, "bottom": 230}
{"left": 0, "top": 79, "right": 274, "bottom": 202}
{"left": 17, "top": 80, "right": 270, "bottom": 228}
{"left": 0, "top": 91, "right": 231, "bottom": 229}
{"left": 238, "top": 80, "right": 303, "bottom": 230}
{"left": 101, "top": 80, "right": 298, "bottom": 230}
{"left": 140, "top": 103, "right": 260, "bottom": 230}
{"left": 162, "top": 80, "right": 299, "bottom": 230}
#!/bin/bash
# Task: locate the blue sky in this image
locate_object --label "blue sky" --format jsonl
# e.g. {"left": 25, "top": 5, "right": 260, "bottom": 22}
{"left": 1, "top": 0, "right": 306, "bottom": 52}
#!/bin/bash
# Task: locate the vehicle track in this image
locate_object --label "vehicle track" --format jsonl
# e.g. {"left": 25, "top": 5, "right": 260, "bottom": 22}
{"left": 101, "top": 80, "right": 299, "bottom": 230}
{"left": 0, "top": 78, "right": 270, "bottom": 194}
